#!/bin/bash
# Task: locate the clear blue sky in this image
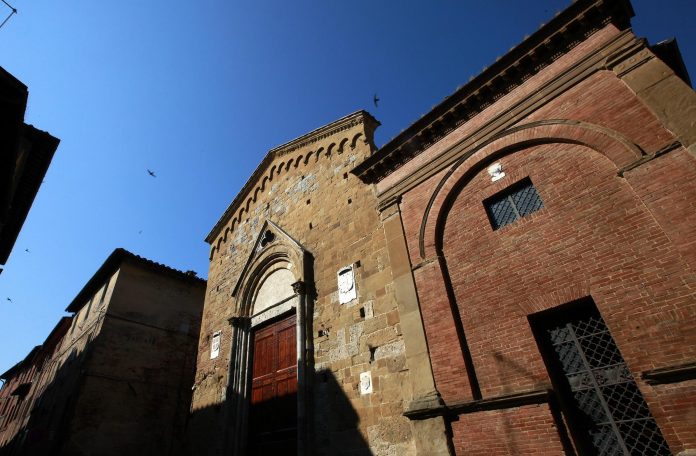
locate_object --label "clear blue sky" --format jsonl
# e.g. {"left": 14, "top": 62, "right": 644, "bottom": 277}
{"left": 1, "top": 0, "right": 694, "bottom": 372}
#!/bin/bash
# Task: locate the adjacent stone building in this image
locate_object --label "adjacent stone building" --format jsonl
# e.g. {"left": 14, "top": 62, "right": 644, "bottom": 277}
{"left": 0, "top": 249, "right": 205, "bottom": 456}
{"left": 0, "top": 317, "right": 70, "bottom": 453}
{"left": 195, "top": 0, "right": 695, "bottom": 455}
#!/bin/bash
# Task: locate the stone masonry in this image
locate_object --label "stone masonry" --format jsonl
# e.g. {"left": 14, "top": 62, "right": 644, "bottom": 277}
{"left": 189, "top": 111, "right": 448, "bottom": 455}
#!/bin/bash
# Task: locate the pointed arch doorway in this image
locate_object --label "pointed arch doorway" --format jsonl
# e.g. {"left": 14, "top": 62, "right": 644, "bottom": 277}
{"left": 225, "top": 221, "right": 313, "bottom": 456}
{"left": 249, "top": 312, "right": 297, "bottom": 455}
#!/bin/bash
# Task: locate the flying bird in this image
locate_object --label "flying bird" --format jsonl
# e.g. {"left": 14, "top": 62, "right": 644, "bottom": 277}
{"left": 373, "top": 93, "right": 380, "bottom": 108}
{"left": 6, "top": 297, "right": 12, "bottom": 303}
{"left": 138, "top": 230, "right": 143, "bottom": 235}
{"left": 25, "top": 248, "right": 30, "bottom": 253}
{"left": 147, "top": 169, "right": 156, "bottom": 178}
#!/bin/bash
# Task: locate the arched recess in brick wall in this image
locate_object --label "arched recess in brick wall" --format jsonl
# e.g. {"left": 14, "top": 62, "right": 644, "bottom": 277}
{"left": 411, "top": 119, "right": 650, "bottom": 403}
{"left": 418, "top": 119, "right": 646, "bottom": 261}
{"left": 224, "top": 220, "right": 314, "bottom": 455}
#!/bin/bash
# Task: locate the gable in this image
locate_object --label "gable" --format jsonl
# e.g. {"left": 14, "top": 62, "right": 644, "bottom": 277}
{"left": 207, "top": 110, "right": 379, "bottom": 259}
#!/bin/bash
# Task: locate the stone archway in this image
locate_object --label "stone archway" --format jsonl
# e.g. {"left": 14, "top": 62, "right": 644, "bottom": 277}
{"left": 224, "top": 220, "right": 313, "bottom": 455}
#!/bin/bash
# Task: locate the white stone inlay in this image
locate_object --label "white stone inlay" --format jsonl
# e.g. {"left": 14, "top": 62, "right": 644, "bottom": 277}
{"left": 210, "top": 330, "right": 221, "bottom": 359}
{"left": 487, "top": 162, "right": 505, "bottom": 182}
{"left": 338, "top": 264, "right": 357, "bottom": 304}
{"left": 360, "top": 371, "right": 373, "bottom": 395}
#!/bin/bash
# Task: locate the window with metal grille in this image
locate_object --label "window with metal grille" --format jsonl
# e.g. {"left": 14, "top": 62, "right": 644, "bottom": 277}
{"left": 484, "top": 177, "right": 543, "bottom": 230}
{"left": 530, "top": 299, "right": 670, "bottom": 456}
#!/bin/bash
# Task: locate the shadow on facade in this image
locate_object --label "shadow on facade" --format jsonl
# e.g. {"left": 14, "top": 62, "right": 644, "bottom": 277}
{"left": 185, "top": 368, "right": 372, "bottom": 455}
{"left": 0, "top": 346, "right": 84, "bottom": 456}
{"left": 3, "top": 341, "right": 371, "bottom": 455}
{"left": 1, "top": 328, "right": 195, "bottom": 456}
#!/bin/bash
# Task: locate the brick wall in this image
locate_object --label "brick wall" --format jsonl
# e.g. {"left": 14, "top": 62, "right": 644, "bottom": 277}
{"left": 450, "top": 404, "right": 567, "bottom": 455}
{"left": 384, "top": 23, "right": 696, "bottom": 456}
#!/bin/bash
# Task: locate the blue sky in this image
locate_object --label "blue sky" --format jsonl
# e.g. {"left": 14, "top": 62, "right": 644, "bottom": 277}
{"left": 1, "top": 0, "right": 695, "bottom": 371}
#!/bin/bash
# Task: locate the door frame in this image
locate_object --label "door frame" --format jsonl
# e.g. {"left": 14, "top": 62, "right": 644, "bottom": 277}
{"left": 223, "top": 221, "right": 314, "bottom": 456}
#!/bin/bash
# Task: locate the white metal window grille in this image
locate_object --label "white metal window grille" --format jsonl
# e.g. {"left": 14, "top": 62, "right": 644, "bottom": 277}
{"left": 485, "top": 178, "right": 543, "bottom": 230}
{"left": 534, "top": 303, "right": 670, "bottom": 455}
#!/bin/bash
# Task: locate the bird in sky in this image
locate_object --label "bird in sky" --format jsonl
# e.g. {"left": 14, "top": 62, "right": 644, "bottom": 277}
{"left": 373, "top": 93, "right": 380, "bottom": 108}
{"left": 147, "top": 169, "right": 156, "bottom": 177}
{"left": 6, "top": 297, "right": 12, "bottom": 303}
{"left": 25, "top": 248, "right": 30, "bottom": 253}
{"left": 138, "top": 230, "right": 143, "bottom": 235}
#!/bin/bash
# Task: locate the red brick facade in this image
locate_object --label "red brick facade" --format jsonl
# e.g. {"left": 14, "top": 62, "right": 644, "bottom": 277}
{"left": 354, "top": 0, "right": 696, "bottom": 454}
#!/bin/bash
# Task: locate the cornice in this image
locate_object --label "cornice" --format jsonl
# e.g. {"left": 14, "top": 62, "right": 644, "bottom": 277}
{"left": 351, "top": 0, "right": 634, "bottom": 185}
{"left": 371, "top": 29, "right": 645, "bottom": 208}
{"left": 205, "top": 110, "right": 379, "bottom": 246}
{"left": 66, "top": 248, "right": 206, "bottom": 313}
{"left": 268, "top": 110, "right": 379, "bottom": 158}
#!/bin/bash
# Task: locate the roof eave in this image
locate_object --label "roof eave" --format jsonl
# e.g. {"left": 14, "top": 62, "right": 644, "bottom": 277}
{"left": 352, "top": 0, "right": 634, "bottom": 184}
{"left": 65, "top": 248, "right": 206, "bottom": 313}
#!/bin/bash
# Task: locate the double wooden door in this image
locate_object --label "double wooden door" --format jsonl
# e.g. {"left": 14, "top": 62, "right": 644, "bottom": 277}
{"left": 248, "top": 313, "right": 297, "bottom": 455}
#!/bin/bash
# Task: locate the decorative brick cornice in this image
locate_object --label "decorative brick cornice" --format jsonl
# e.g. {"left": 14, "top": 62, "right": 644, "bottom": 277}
{"left": 352, "top": 0, "right": 634, "bottom": 184}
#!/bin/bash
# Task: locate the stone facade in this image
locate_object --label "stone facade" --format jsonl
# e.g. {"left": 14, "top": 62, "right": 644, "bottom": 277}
{"left": 354, "top": 0, "right": 696, "bottom": 454}
{"left": 189, "top": 111, "right": 449, "bottom": 455}
{"left": 5, "top": 0, "right": 693, "bottom": 454}
{"left": 192, "top": 1, "right": 696, "bottom": 454}
{"left": 0, "top": 318, "right": 70, "bottom": 453}
{"left": 0, "top": 249, "right": 205, "bottom": 456}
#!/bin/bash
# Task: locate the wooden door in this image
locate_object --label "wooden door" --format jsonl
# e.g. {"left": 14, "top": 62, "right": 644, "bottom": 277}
{"left": 248, "top": 313, "right": 297, "bottom": 455}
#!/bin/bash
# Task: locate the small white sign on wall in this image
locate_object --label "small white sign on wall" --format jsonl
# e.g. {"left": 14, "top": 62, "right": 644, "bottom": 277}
{"left": 359, "top": 371, "right": 373, "bottom": 395}
{"left": 210, "top": 330, "right": 221, "bottom": 359}
{"left": 487, "top": 162, "right": 505, "bottom": 182}
{"left": 337, "top": 264, "right": 357, "bottom": 304}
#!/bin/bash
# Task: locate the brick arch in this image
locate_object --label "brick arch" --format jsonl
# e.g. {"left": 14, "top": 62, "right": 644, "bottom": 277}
{"left": 418, "top": 119, "right": 646, "bottom": 260}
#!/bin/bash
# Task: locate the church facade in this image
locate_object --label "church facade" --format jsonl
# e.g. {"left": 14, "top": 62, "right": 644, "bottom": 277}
{"left": 187, "top": 111, "right": 444, "bottom": 455}
{"left": 192, "top": 0, "right": 696, "bottom": 454}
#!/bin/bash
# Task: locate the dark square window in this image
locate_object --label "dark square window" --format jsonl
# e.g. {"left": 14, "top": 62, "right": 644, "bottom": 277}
{"left": 484, "top": 177, "right": 543, "bottom": 230}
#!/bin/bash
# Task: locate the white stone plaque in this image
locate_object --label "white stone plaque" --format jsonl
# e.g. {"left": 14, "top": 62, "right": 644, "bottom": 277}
{"left": 359, "top": 371, "right": 372, "bottom": 395}
{"left": 487, "top": 162, "right": 505, "bottom": 182}
{"left": 210, "top": 330, "right": 221, "bottom": 359}
{"left": 338, "top": 265, "right": 357, "bottom": 304}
